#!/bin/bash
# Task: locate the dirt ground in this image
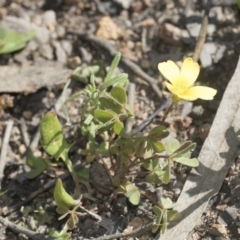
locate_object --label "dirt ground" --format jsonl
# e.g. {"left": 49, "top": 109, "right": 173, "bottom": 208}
{"left": 0, "top": 0, "right": 240, "bottom": 239}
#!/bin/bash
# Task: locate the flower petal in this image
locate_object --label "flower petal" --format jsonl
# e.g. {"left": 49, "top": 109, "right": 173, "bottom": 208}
{"left": 158, "top": 60, "right": 180, "bottom": 84}
{"left": 184, "top": 86, "right": 217, "bottom": 100}
{"left": 181, "top": 58, "right": 200, "bottom": 87}
{"left": 165, "top": 82, "right": 180, "bottom": 96}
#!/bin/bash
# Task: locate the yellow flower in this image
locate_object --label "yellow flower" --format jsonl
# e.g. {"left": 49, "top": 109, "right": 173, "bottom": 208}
{"left": 158, "top": 57, "right": 217, "bottom": 101}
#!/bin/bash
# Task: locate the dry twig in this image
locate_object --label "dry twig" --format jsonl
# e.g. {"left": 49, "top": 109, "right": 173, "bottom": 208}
{"left": 0, "top": 120, "right": 14, "bottom": 190}
{"left": 0, "top": 216, "right": 53, "bottom": 240}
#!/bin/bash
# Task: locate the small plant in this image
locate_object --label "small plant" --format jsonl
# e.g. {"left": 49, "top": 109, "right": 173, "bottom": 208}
{"left": 29, "top": 53, "right": 217, "bottom": 238}
{"left": 0, "top": 27, "right": 35, "bottom": 55}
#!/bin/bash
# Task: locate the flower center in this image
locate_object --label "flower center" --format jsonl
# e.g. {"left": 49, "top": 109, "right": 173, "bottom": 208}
{"left": 174, "top": 81, "right": 189, "bottom": 94}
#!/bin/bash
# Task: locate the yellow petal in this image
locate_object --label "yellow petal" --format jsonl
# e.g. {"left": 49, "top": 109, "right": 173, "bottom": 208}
{"left": 158, "top": 60, "right": 180, "bottom": 84}
{"left": 181, "top": 58, "right": 200, "bottom": 87}
{"left": 165, "top": 82, "right": 180, "bottom": 96}
{"left": 184, "top": 86, "right": 217, "bottom": 100}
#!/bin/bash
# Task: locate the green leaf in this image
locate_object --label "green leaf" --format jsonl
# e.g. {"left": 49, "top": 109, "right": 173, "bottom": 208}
{"left": 161, "top": 196, "right": 173, "bottom": 209}
{"left": 54, "top": 179, "right": 78, "bottom": 209}
{"left": 102, "top": 53, "right": 121, "bottom": 85}
{"left": 77, "top": 167, "right": 91, "bottom": 193}
{"left": 152, "top": 206, "right": 163, "bottom": 233}
{"left": 0, "top": 190, "right": 7, "bottom": 197}
{"left": 110, "top": 86, "right": 127, "bottom": 105}
{"left": 113, "top": 120, "right": 125, "bottom": 136}
{"left": 149, "top": 139, "right": 165, "bottom": 153}
{"left": 100, "top": 73, "right": 128, "bottom": 91}
{"left": 167, "top": 210, "right": 180, "bottom": 221}
{"left": 143, "top": 159, "right": 159, "bottom": 171}
{"left": 99, "top": 97, "right": 122, "bottom": 113}
{"left": 164, "top": 139, "right": 180, "bottom": 155}
{"left": 93, "top": 109, "right": 115, "bottom": 123}
{"left": 145, "top": 170, "right": 164, "bottom": 185}
{"left": 49, "top": 229, "right": 71, "bottom": 240}
{"left": 162, "top": 161, "right": 170, "bottom": 184}
{"left": 26, "top": 154, "right": 47, "bottom": 179}
{"left": 161, "top": 214, "right": 167, "bottom": 234}
{"left": 149, "top": 126, "right": 169, "bottom": 139}
{"left": 134, "top": 138, "right": 146, "bottom": 158}
{"left": 125, "top": 184, "right": 141, "bottom": 205}
{"left": 0, "top": 28, "right": 35, "bottom": 54}
{"left": 71, "top": 65, "right": 100, "bottom": 84}
{"left": 40, "top": 111, "right": 72, "bottom": 160}
{"left": 236, "top": 0, "right": 240, "bottom": 9}
{"left": 171, "top": 141, "right": 196, "bottom": 158}
{"left": 173, "top": 157, "right": 199, "bottom": 167}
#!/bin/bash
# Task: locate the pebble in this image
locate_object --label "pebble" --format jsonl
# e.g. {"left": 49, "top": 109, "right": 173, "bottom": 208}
{"left": 39, "top": 44, "right": 54, "bottom": 60}
{"left": 22, "top": 110, "right": 33, "bottom": 120}
{"left": 53, "top": 41, "right": 67, "bottom": 64}
{"left": 200, "top": 44, "right": 212, "bottom": 68}
{"left": 114, "top": 0, "right": 133, "bottom": 9}
{"left": 61, "top": 40, "right": 72, "bottom": 56}
{"left": 42, "top": 10, "right": 56, "bottom": 27}
{"left": 214, "top": 45, "right": 227, "bottom": 63}
{"left": 186, "top": 22, "right": 201, "bottom": 38}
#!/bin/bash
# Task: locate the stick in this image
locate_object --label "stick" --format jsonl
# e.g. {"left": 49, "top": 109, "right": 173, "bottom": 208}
{"left": 0, "top": 216, "right": 54, "bottom": 240}
{"left": 0, "top": 120, "right": 14, "bottom": 190}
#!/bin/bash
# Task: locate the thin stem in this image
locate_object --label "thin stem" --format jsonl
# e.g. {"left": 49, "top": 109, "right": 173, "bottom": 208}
{"left": 160, "top": 102, "right": 175, "bottom": 125}
{"left": 64, "top": 156, "right": 81, "bottom": 195}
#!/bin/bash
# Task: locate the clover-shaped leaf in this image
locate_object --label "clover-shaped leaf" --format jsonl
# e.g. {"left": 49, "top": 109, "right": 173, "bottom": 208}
{"left": 93, "top": 109, "right": 115, "bottom": 123}
{"left": 161, "top": 196, "right": 173, "bottom": 209}
{"left": 0, "top": 27, "right": 35, "bottom": 54}
{"left": 164, "top": 139, "right": 180, "bottom": 155}
{"left": 66, "top": 212, "right": 79, "bottom": 230}
{"left": 77, "top": 167, "right": 91, "bottom": 193}
{"left": 143, "top": 159, "right": 159, "bottom": 171}
{"left": 113, "top": 120, "right": 125, "bottom": 136}
{"left": 171, "top": 141, "right": 196, "bottom": 158}
{"left": 173, "top": 157, "right": 199, "bottom": 167}
{"left": 162, "top": 161, "right": 171, "bottom": 184}
{"left": 40, "top": 111, "right": 72, "bottom": 161}
{"left": 152, "top": 206, "right": 163, "bottom": 233}
{"left": 149, "top": 126, "right": 169, "bottom": 139}
{"left": 167, "top": 210, "right": 180, "bottom": 222}
{"left": 125, "top": 184, "right": 141, "bottom": 205}
{"left": 99, "top": 97, "right": 122, "bottom": 113}
{"left": 26, "top": 153, "right": 47, "bottom": 179}
{"left": 110, "top": 86, "right": 127, "bottom": 105}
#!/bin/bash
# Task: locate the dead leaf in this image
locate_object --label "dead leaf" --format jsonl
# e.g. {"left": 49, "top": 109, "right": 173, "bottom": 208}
{"left": 209, "top": 224, "right": 228, "bottom": 237}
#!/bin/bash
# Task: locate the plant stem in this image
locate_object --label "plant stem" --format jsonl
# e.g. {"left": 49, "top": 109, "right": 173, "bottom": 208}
{"left": 64, "top": 156, "right": 81, "bottom": 195}
{"left": 160, "top": 102, "right": 175, "bottom": 125}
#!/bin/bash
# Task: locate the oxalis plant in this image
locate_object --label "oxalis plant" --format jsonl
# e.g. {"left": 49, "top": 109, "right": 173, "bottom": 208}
{"left": 28, "top": 53, "right": 217, "bottom": 238}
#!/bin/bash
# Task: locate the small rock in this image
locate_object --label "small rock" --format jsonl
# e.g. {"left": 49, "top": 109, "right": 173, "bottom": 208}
{"left": 186, "top": 22, "right": 201, "bottom": 38}
{"left": 22, "top": 110, "right": 33, "bottom": 120}
{"left": 159, "top": 23, "right": 183, "bottom": 46}
{"left": 114, "top": 0, "right": 133, "bottom": 9}
{"left": 78, "top": 46, "right": 92, "bottom": 63}
{"left": 208, "top": 24, "right": 216, "bottom": 36}
{"left": 42, "top": 10, "right": 57, "bottom": 30}
{"left": 68, "top": 56, "right": 81, "bottom": 69}
{"left": 56, "top": 24, "right": 66, "bottom": 37}
{"left": 96, "top": 16, "right": 122, "bottom": 40}
{"left": 204, "top": 42, "right": 217, "bottom": 55}
{"left": 209, "top": 223, "right": 227, "bottom": 237}
{"left": 19, "top": 144, "right": 26, "bottom": 154}
{"left": 53, "top": 41, "right": 67, "bottom": 64}
{"left": 39, "top": 44, "right": 54, "bottom": 60}
{"left": 61, "top": 40, "right": 72, "bottom": 56}
{"left": 200, "top": 44, "right": 212, "bottom": 68}
{"left": 214, "top": 45, "right": 227, "bottom": 63}
{"left": 181, "top": 29, "right": 194, "bottom": 45}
